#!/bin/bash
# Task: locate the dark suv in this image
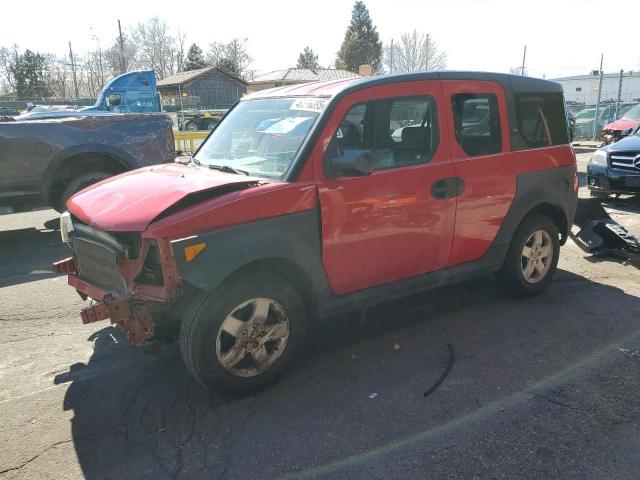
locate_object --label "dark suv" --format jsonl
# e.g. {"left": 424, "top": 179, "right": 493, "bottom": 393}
{"left": 54, "top": 72, "right": 577, "bottom": 394}
{"left": 587, "top": 124, "right": 640, "bottom": 198}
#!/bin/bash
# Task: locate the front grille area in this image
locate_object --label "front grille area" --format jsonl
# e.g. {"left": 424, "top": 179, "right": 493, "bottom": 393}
{"left": 72, "top": 224, "right": 128, "bottom": 294}
{"left": 609, "top": 151, "right": 640, "bottom": 173}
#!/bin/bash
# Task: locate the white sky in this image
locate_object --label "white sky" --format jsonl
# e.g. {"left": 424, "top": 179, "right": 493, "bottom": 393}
{"left": 2, "top": 0, "right": 639, "bottom": 79}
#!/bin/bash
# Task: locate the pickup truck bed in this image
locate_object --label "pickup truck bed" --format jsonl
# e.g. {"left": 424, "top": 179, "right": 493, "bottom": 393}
{"left": 0, "top": 113, "right": 175, "bottom": 212}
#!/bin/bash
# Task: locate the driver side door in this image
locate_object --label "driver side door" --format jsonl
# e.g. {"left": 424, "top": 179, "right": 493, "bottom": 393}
{"left": 312, "top": 82, "right": 457, "bottom": 295}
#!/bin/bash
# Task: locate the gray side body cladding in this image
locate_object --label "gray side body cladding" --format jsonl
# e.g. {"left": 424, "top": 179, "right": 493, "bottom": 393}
{"left": 172, "top": 166, "right": 576, "bottom": 320}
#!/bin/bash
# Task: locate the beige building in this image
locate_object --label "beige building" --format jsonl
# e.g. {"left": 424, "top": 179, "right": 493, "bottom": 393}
{"left": 248, "top": 68, "right": 361, "bottom": 93}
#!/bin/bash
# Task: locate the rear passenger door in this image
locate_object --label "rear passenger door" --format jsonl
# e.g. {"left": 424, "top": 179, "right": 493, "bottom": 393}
{"left": 441, "top": 81, "right": 516, "bottom": 266}
{"left": 313, "top": 82, "right": 457, "bottom": 295}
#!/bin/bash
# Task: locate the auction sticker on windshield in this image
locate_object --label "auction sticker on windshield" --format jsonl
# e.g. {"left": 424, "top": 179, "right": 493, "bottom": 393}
{"left": 290, "top": 98, "right": 329, "bottom": 113}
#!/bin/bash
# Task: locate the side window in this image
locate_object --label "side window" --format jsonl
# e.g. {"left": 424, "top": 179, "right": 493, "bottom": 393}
{"left": 106, "top": 93, "right": 122, "bottom": 107}
{"left": 451, "top": 94, "right": 502, "bottom": 156}
{"left": 325, "top": 95, "right": 439, "bottom": 173}
{"left": 513, "top": 93, "right": 568, "bottom": 149}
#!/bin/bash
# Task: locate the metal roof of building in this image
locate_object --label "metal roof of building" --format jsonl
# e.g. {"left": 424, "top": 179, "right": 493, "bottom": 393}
{"left": 157, "top": 66, "right": 246, "bottom": 86}
{"left": 250, "top": 68, "right": 360, "bottom": 83}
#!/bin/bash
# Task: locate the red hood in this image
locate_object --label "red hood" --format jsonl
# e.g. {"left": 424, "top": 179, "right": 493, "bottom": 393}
{"left": 603, "top": 118, "right": 640, "bottom": 132}
{"left": 67, "top": 163, "right": 266, "bottom": 231}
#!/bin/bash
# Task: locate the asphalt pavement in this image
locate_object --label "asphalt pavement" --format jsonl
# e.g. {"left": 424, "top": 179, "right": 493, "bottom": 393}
{"left": 1, "top": 151, "right": 640, "bottom": 479}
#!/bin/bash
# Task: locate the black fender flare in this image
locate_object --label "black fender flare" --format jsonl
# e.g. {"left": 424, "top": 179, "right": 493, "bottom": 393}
{"left": 492, "top": 166, "right": 577, "bottom": 250}
{"left": 170, "top": 209, "right": 330, "bottom": 297}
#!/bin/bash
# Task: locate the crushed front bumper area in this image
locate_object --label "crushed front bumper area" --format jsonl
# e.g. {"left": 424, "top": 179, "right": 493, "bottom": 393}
{"left": 570, "top": 198, "right": 640, "bottom": 268}
{"left": 53, "top": 235, "right": 181, "bottom": 345}
{"left": 53, "top": 257, "right": 156, "bottom": 345}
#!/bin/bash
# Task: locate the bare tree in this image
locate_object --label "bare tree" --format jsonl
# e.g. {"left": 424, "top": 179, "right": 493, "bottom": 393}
{"left": 175, "top": 30, "right": 187, "bottom": 72}
{"left": 207, "top": 38, "right": 253, "bottom": 79}
{"left": 132, "top": 17, "right": 176, "bottom": 79}
{"left": 0, "top": 45, "right": 18, "bottom": 93}
{"left": 104, "top": 36, "right": 137, "bottom": 77}
{"left": 83, "top": 48, "right": 109, "bottom": 97}
{"left": 384, "top": 30, "right": 447, "bottom": 73}
{"left": 44, "top": 54, "right": 71, "bottom": 98}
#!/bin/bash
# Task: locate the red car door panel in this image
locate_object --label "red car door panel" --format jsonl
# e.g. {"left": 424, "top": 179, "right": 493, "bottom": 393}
{"left": 312, "top": 81, "right": 456, "bottom": 295}
{"left": 441, "top": 80, "right": 517, "bottom": 266}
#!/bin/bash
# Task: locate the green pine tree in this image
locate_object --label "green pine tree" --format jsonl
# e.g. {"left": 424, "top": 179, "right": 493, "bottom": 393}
{"left": 183, "top": 43, "right": 207, "bottom": 71}
{"left": 216, "top": 57, "right": 239, "bottom": 76}
{"left": 336, "top": 1, "right": 383, "bottom": 73}
{"left": 297, "top": 47, "right": 320, "bottom": 69}
{"left": 11, "top": 49, "right": 51, "bottom": 100}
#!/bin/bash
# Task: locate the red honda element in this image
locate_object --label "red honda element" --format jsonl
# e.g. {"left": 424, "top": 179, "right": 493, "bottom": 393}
{"left": 55, "top": 72, "right": 578, "bottom": 394}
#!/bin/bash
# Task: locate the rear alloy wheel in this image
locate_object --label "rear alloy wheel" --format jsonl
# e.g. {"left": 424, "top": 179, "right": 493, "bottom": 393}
{"left": 180, "top": 274, "right": 305, "bottom": 395}
{"left": 498, "top": 214, "right": 560, "bottom": 296}
{"left": 520, "top": 230, "right": 553, "bottom": 284}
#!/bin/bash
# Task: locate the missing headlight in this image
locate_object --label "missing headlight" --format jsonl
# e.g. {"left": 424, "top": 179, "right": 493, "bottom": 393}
{"left": 136, "top": 241, "right": 164, "bottom": 286}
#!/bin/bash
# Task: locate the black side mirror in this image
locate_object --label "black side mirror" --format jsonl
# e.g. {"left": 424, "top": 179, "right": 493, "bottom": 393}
{"left": 327, "top": 149, "right": 373, "bottom": 178}
{"left": 620, "top": 127, "right": 633, "bottom": 138}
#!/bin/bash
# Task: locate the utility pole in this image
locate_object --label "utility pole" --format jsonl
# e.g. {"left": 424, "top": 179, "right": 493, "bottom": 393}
{"left": 521, "top": 45, "right": 527, "bottom": 76}
{"left": 389, "top": 38, "right": 394, "bottom": 73}
{"left": 118, "top": 19, "right": 126, "bottom": 74}
{"left": 592, "top": 53, "right": 604, "bottom": 141}
{"left": 615, "top": 69, "right": 623, "bottom": 118}
{"left": 68, "top": 41, "right": 79, "bottom": 99}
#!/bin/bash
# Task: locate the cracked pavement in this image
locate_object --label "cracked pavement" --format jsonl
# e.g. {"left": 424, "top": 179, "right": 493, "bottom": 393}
{"left": 1, "top": 152, "right": 640, "bottom": 479}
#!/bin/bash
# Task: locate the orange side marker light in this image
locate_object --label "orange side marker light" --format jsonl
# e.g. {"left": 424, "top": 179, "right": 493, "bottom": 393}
{"left": 184, "top": 242, "right": 207, "bottom": 262}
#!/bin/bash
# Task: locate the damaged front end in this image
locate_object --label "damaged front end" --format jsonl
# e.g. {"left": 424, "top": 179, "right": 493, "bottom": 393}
{"left": 570, "top": 198, "right": 640, "bottom": 268}
{"left": 53, "top": 217, "right": 180, "bottom": 345}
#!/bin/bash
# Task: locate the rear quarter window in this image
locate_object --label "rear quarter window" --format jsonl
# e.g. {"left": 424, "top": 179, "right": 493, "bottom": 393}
{"left": 512, "top": 93, "right": 568, "bottom": 149}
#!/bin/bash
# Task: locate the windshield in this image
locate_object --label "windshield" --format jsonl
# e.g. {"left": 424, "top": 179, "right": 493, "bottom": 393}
{"left": 194, "top": 97, "right": 328, "bottom": 179}
{"left": 622, "top": 104, "right": 640, "bottom": 121}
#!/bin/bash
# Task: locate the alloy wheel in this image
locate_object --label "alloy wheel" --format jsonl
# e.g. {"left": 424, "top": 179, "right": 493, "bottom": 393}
{"left": 215, "top": 298, "right": 290, "bottom": 378}
{"left": 521, "top": 230, "right": 553, "bottom": 284}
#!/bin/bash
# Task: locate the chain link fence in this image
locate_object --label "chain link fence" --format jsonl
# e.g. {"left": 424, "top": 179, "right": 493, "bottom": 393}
{"left": 559, "top": 71, "right": 640, "bottom": 141}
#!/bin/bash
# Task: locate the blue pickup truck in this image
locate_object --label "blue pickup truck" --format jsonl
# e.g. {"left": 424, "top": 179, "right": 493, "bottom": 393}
{"left": 16, "top": 70, "right": 161, "bottom": 120}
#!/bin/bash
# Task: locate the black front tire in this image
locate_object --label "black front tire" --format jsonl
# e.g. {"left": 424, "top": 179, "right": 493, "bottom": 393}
{"left": 498, "top": 214, "right": 560, "bottom": 297}
{"left": 179, "top": 274, "right": 306, "bottom": 395}
{"left": 55, "top": 171, "right": 111, "bottom": 213}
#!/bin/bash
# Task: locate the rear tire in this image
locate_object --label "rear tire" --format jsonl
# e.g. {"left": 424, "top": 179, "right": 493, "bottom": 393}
{"left": 185, "top": 120, "right": 198, "bottom": 132}
{"left": 55, "top": 171, "right": 111, "bottom": 213}
{"left": 179, "top": 274, "right": 306, "bottom": 395}
{"left": 498, "top": 214, "right": 560, "bottom": 297}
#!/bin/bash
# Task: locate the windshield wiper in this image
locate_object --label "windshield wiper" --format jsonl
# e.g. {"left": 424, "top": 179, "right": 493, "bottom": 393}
{"left": 190, "top": 157, "right": 201, "bottom": 166}
{"left": 207, "top": 164, "right": 249, "bottom": 176}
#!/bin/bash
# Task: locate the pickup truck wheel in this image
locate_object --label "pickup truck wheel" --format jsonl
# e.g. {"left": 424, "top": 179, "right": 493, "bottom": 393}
{"left": 55, "top": 171, "right": 111, "bottom": 213}
{"left": 185, "top": 120, "right": 198, "bottom": 132}
{"left": 180, "top": 274, "right": 306, "bottom": 395}
{"left": 498, "top": 214, "right": 560, "bottom": 297}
